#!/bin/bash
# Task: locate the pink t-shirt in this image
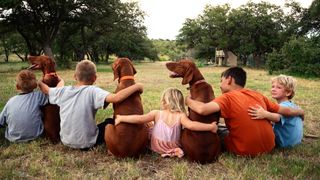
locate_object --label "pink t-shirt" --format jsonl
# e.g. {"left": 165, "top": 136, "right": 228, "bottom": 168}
{"left": 149, "top": 111, "right": 184, "bottom": 158}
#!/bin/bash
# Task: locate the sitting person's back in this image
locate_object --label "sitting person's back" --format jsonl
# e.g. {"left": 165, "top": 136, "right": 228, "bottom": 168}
{"left": 0, "top": 70, "right": 47, "bottom": 142}
{"left": 150, "top": 110, "right": 184, "bottom": 157}
{"left": 38, "top": 60, "right": 144, "bottom": 149}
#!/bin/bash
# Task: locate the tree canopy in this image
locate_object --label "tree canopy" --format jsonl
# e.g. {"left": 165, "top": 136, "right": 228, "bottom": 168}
{"left": 0, "top": 0, "right": 158, "bottom": 65}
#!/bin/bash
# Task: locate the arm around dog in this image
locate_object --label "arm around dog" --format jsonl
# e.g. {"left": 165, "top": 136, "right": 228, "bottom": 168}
{"left": 115, "top": 110, "right": 157, "bottom": 126}
{"left": 185, "top": 95, "right": 220, "bottom": 115}
{"left": 180, "top": 114, "right": 217, "bottom": 133}
{"left": 38, "top": 76, "right": 64, "bottom": 95}
{"left": 106, "top": 83, "right": 143, "bottom": 103}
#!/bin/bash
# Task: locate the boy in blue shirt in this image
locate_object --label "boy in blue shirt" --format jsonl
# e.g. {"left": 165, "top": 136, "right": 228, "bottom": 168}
{"left": 0, "top": 70, "right": 48, "bottom": 142}
{"left": 248, "top": 75, "right": 303, "bottom": 148}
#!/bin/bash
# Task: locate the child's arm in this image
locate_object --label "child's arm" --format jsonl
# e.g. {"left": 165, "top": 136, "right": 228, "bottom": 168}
{"left": 185, "top": 95, "right": 220, "bottom": 116}
{"left": 106, "top": 83, "right": 143, "bottom": 103}
{"left": 38, "top": 76, "right": 64, "bottom": 94}
{"left": 180, "top": 114, "right": 218, "bottom": 133}
{"left": 38, "top": 80, "right": 50, "bottom": 95}
{"left": 277, "top": 106, "right": 304, "bottom": 117}
{"left": 56, "top": 76, "right": 65, "bottom": 87}
{"left": 248, "top": 105, "right": 280, "bottom": 122}
{"left": 115, "top": 110, "right": 157, "bottom": 126}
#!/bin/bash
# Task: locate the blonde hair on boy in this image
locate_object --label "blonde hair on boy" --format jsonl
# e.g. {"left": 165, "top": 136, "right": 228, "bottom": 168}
{"left": 272, "top": 74, "right": 297, "bottom": 99}
{"left": 160, "top": 88, "right": 186, "bottom": 114}
{"left": 16, "top": 70, "right": 37, "bottom": 93}
{"left": 75, "top": 60, "right": 97, "bottom": 83}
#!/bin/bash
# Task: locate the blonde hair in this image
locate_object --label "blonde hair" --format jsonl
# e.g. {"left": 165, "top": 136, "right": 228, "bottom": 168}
{"left": 16, "top": 70, "right": 37, "bottom": 93}
{"left": 271, "top": 74, "right": 297, "bottom": 99}
{"left": 160, "top": 88, "right": 186, "bottom": 113}
{"left": 75, "top": 60, "right": 97, "bottom": 83}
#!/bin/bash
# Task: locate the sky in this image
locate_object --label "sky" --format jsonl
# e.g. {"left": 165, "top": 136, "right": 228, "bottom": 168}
{"left": 122, "top": 0, "right": 314, "bottom": 40}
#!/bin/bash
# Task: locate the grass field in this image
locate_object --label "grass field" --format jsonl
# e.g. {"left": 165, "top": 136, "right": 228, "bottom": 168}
{"left": 0, "top": 61, "right": 319, "bottom": 179}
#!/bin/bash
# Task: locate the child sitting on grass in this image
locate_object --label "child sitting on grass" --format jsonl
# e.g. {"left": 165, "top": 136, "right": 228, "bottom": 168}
{"left": 38, "top": 60, "right": 143, "bottom": 150}
{"left": 115, "top": 88, "right": 217, "bottom": 158}
{"left": 248, "top": 75, "right": 303, "bottom": 148}
{"left": 0, "top": 70, "right": 48, "bottom": 142}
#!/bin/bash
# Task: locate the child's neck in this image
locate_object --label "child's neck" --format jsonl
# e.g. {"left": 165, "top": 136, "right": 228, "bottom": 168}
{"left": 75, "top": 81, "right": 93, "bottom": 86}
{"left": 276, "top": 97, "right": 289, "bottom": 103}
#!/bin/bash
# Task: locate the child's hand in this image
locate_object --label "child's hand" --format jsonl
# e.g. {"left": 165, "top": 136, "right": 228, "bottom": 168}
{"left": 185, "top": 95, "right": 191, "bottom": 105}
{"left": 211, "top": 122, "right": 218, "bottom": 133}
{"left": 115, "top": 115, "right": 121, "bottom": 126}
{"left": 248, "top": 105, "right": 267, "bottom": 119}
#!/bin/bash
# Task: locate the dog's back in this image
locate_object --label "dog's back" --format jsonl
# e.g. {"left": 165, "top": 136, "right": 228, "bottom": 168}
{"left": 181, "top": 82, "right": 221, "bottom": 163}
{"left": 105, "top": 58, "right": 148, "bottom": 157}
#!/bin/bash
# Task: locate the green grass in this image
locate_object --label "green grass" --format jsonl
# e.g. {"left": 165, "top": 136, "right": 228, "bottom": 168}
{"left": 0, "top": 61, "right": 319, "bottom": 179}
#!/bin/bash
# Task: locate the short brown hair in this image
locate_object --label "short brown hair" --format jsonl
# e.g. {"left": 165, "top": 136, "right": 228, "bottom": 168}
{"left": 221, "top": 67, "right": 247, "bottom": 87}
{"left": 16, "top": 70, "right": 37, "bottom": 92}
{"left": 75, "top": 60, "right": 97, "bottom": 83}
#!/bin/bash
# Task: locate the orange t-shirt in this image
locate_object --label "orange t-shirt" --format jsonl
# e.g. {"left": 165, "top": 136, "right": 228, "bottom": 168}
{"left": 214, "top": 89, "right": 280, "bottom": 156}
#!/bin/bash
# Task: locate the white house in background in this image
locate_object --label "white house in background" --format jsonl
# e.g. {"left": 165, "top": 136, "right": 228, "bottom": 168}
{"left": 215, "top": 50, "right": 237, "bottom": 66}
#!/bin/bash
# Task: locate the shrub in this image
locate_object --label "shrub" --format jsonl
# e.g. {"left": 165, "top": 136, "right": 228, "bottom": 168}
{"left": 266, "top": 36, "right": 320, "bottom": 77}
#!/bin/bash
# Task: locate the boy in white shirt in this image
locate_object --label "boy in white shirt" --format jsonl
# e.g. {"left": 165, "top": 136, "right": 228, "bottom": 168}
{"left": 38, "top": 60, "right": 143, "bottom": 149}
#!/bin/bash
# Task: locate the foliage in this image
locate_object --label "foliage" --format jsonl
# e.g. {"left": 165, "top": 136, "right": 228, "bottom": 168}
{"left": 300, "top": 0, "right": 320, "bottom": 36}
{"left": 152, "top": 39, "right": 185, "bottom": 61}
{"left": 177, "top": 1, "right": 307, "bottom": 67}
{"left": 266, "top": 36, "right": 320, "bottom": 77}
{"left": 0, "top": 0, "right": 157, "bottom": 65}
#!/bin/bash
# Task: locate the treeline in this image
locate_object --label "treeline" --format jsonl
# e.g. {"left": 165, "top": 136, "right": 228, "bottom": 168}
{"left": 0, "top": 0, "right": 158, "bottom": 66}
{"left": 177, "top": 0, "right": 320, "bottom": 76}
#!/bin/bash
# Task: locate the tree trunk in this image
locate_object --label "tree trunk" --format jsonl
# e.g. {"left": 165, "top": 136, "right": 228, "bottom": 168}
{"left": 222, "top": 49, "right": 229, "bottom": 66}
{"left": 43, "top": 42, "right": 55, "bottom": 62}
{"left": 13, "top": 51, "right": 25, "bottom": 62}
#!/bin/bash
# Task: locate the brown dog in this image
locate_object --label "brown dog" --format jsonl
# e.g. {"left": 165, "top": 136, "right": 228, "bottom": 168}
{"left": 28, "top": 55, "right": 60, "bottom": 143}
{"left": 166, "top": 59, "right": 220, "bottom": 163}
{"left": 105, "top": 58, "right": 148, "bottom": 158}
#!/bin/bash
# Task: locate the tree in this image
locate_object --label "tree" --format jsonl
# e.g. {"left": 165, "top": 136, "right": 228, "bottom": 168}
{"left": 0, "top": 0, "right": 75, "bottom": 61}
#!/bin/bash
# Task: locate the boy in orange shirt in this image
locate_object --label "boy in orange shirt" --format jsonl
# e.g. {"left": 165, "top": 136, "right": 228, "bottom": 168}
{"left": 185, "top": 67, "right": 304, "bottom": 156}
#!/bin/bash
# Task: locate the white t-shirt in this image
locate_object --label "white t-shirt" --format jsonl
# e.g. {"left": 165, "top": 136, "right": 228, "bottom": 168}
{"left": 0, "top": 91, "right": 48, "bottom": 142}
{"left": 49, "top": 85, "right": 109, "bottom": 149}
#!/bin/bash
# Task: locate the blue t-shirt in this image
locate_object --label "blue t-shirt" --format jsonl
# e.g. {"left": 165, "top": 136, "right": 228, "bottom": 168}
{"left": 273, "top": 101, "right": 303, "bottom": 148}
{"left": 0, "top": 91, "right": 48, "bottom": 142}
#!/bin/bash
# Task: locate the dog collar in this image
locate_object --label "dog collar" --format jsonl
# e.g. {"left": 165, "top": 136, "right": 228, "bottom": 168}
{"left": 44, "top": 72, "right": 57, "bottom": 77}
{"left": 187, "top": 79, "right": 206, "bottom": 90}
{"left": 120, "top": 76, "right": 135, "bottom": 81}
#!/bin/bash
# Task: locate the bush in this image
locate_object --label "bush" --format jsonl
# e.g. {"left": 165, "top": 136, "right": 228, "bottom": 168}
{"left": 266, "top": 36, "right": 320, "bottom": 77}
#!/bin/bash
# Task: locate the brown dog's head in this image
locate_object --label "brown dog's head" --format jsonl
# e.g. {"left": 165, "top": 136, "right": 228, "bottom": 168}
{"left": 166, "top": 59, "right": 203, "bottom": 85}
{"left": 28, "top": 55, "right": 58, "bottom": 87}
{"left": 28, "top": 55, "right": 56, "bottom": 75}
{"left": 112, "top": 57, "right": 137, "bottom": 81}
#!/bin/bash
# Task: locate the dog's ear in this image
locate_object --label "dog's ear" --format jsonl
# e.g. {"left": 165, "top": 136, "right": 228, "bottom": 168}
{"left": 112, "top": 63, "right": 120, "bottom": 81}
{"left": 128, "top": 60, "right": 137, "bottom": 75}
{"left": 182, "top": 66, "right": 193, "bottom": 85}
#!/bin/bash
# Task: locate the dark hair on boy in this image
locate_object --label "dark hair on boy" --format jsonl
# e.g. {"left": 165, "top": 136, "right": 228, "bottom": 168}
{"left": 221, "top": 67, "right": 247, "bottom": 87}
{"left": 16, "top": 70, "right": 38, "bottom": 93}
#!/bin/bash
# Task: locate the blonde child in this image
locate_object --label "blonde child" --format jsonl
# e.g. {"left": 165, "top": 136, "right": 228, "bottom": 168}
{"left": 0, "top": 70, "right": 48, "bottom": 142}
{"left": 115, "top": 88, "right": 217, "bottom": 158}
{"left": 38, "top": 60, "right": 143, "bottom": 149}
{"left": 248, "top": 75, "right": 303, "bottom": 148}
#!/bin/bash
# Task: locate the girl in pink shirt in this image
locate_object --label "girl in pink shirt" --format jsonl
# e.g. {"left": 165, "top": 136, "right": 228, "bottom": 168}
{"left": 115, "top": 88, "right": 217, "bottom": 158}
